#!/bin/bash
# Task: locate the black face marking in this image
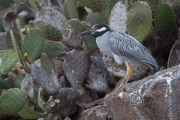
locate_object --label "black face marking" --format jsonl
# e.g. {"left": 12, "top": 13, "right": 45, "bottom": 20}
{"left": 91, "top": 24, "right": 111, "bottom": 37}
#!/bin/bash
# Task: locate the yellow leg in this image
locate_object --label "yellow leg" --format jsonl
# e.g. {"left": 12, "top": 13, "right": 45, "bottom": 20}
{"left": 115, "top": 62, "right": 132, "bottom": 91}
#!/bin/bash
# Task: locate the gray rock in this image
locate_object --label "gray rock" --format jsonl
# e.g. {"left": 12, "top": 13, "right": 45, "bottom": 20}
{"left": 85, "top": 63, "right": 111, "bottom": 94}
{"left": 79, "top": 66, "right": 180, "bottom": 120}
{"left": 30, "top": 64, "right": 58, "bottom": 95}
{"left": 63, "top": 49, "right": 90, "bottom": 88}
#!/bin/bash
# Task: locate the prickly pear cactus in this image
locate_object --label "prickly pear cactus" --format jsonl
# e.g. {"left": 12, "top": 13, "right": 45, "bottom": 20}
{"left": 154, "top": 3, "right": 175, "bottom": 37}
{"left": 0, "top": 50, "right": 18, "bottom": 74}
{"left": 127, "top": 1, "right": 152, "bottom": 41}
{"left": 142, "top": 0, "right": 158, "bottom": 9}
{"left": 0, "top": 88, "right": 27, "bottom": 115}
{"left": 0, "top": 0, "right": 10, "bottom": 8}
{"left": 22, "top": 29, "right": 44, "bottom": 62}
{"left": 85, "top": 13, "right": 106, "bottom": 52}
{"left": 40, "top": 53, "right": 55, "bottom": 76}
{"left": 35, "top": 7, "right": 73, "bottom": 38}
{"left": 3, "top": 11, "right": 16, "bottom": 31}
{"left": 14, "top": 18, "right": 26, "bottom": 40}
{"left": 34, "top": 21, "right": 63, "bottom": 41}
{"left": 44, "top": 41, "right": 63, "bottom": 58}
{"left": 104, "top": 0, "right": 119, "bottom": 19}
{"left": 75, "top": 0, "right": 104, "bottom": 12}
{"left": 27, "top": 0, "right": 40, "bottom": 12}
{"left": 109, "top": 1, "right": 127, "bottom": 33}
{"left": 18, "top": 105, "right": 48, "bottom": 119}
{"left": 64, "top": 0, "right": 78, "bottom": 19}
{"left": 0, "top": 76, "right": 8, "bottom": 91}
{"left": 69, "top": 19, "right": 84, "bottom": 33}
{"left": 5, "top": 30, "right": 22, "bottom": 50}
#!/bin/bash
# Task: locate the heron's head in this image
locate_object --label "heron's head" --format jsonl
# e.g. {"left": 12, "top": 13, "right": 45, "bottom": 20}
{"left": 78, "top": 24, "right": 110, "bottom": 37}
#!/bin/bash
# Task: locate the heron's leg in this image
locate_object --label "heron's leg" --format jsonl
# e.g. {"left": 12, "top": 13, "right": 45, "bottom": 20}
{"left": 115, "top": 62, "right": 132, "bottom": 91}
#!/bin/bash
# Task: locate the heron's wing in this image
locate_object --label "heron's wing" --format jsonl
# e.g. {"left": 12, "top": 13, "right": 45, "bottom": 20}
{"left": 108, "top": 32, "right": 158, "bottom": 68}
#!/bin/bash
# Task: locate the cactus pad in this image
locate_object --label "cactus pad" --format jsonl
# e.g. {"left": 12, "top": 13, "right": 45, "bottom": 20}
{"left": 40, "top": 53, "right": 55, "bottom": 76}
{"left": 0, "top": 76, "right": 8, "bottom": 91}
{"left": 104, "top": 0, "right": 119, "bottom": 19}
{"left": 0, "top": 0, "right": 10, "bottom": 8}
{"left": 109, "top": 1, "right": 127, "bottom": 33}
{"left": 44, "top": 41, "right": 63, "bottom": 58}
{"left": 64, "top": 0, "right": 78, "bottom": 19}
{"left": 154, "top": 3, "right": 175, "bottom": 37}
{"left": 0, "top": 88, "right": 27, "bottom": 115}
{"left": 5, "top": 30, "right": 22, "bottom": 50}
{"left": 69, "top": 19, "right": 84, "bottom": 33}
{"left": 76, "top": 0, "right": 104, "bottom": 12}
{"left": 0, "top": 50, "right": 18, "bottom": 74}
{"left": 18, "top": 105, "right": 48, "bottom": 119}
{"left": 22, "top": 29, "right": 44, "bottom": 62}
{"left": 27, "top": 0, "right": 40, "bottom": 12}
{"left": 34, "top": 21, "right": 63, "bottom": 41}
{"left": 35, "top": 7, "right": 72, "bottom": 38}
{"left": 3, "top": 11, "right": 16, "bottom": 31}
{"left": 142, "top": 0, "right": 158, "bottom": 9}
{"left": 126, "top": 1, "right": 152, "bottom": 41}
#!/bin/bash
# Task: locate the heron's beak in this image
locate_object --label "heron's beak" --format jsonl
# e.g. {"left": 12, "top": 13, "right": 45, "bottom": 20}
{"left": 78, "top": 29, "right": 93, "bottom": 36}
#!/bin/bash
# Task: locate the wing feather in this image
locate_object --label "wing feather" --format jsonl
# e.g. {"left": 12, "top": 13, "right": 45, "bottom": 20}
{"left": 108, "top": 32, "right": 158, "bottom": 68}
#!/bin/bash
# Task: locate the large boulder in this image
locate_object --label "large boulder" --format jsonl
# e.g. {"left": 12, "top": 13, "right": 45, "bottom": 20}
{"left": 79, "top": 65, "right": 180, "bottom": 120}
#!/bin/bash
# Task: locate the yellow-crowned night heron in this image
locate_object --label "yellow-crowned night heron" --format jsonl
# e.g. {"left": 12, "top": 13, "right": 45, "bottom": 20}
{"left": 79, "top": 24, "right": 158, "bottom": 91}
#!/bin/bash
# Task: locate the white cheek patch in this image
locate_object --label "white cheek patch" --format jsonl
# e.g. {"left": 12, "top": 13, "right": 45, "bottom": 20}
{"left": 96, "top": 27, "right": 107, "bottom": 32}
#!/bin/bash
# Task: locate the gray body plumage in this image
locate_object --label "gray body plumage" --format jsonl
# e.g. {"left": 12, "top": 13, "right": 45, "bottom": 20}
{"left": 96, "top": 31, "right": 158, "bottom": 70}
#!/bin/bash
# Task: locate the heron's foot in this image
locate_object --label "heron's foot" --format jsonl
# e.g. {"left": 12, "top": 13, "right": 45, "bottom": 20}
{"left": 115, "top": 83, "right": 124, "bottom": 91}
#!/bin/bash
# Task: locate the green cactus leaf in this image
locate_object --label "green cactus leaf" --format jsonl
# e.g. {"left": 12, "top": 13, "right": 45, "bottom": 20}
{"left": 44, "top": 41, "right": 63, "bottom": 58}
{"left": 104, "top": 0, "right": 119, "bottom": 19}
{"left": 0, "top": 88, "right": 27, "bottom": 115}
{"left": 27, "top": 0, "right": 40, "bottom": 12}
{"left": 34, "top": 21, "right": 63, "bottom": 41}
{"left": 127, "top": 1, "right": 152, "bottom": 41}
{"left": 64, "top": 0, "right": 71, "bottom": 20}
{"left": 18, "top": 105, "right": 48, "bottom": 119}
{"left": 154, "top": 3, "right": 175, "bottom": 37}
{"left": 14, "top": 75, "right": 24, "bottom": 88}
{"left": 69, "top": 19, "right": 84, "bottom": 33}
{"left": 76, "top": 0, "right": 104, "bottom": 12}
{"left": 142, "top": 0, "right": 158, "bottom": 9}
{"left": 40, "top": 53, "right": 55, "bottom": 76}
{"left": 0, "top": 0, "right": 10, "bottom": 8}
{"left": 84, "top": 13, "right": 106, "bottom": 52}
{"left": 0, "top": 17, "right": 5, "bottom": 32}
{"left": 22, "top": 29, "right": 44, "bottom": 62}
{"left": 38, "top": 88, "right": 57, "bottom": 113}
{"left": 0, "top": 50, "right": 18, "bottom": 74}
{"left": 35, "top": 7, "right": 72, "bottom": 39}
{"left": 64, "top": 0, "right": 78, "bottom": 19}
{"left": 0, "top": 76, "right": 8, "bottom": 91}
{"left": 14, "top": 18, "right": 26, "bottom": 40}
{"left": 5, "top": 30, "right": 22, "bottom": 50}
